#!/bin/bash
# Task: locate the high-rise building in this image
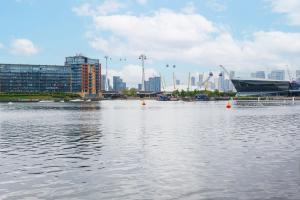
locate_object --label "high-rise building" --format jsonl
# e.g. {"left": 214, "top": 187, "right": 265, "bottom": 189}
{"left": 101, "top": 75, "right": 106, "bottom": 91}
{"left": 144, "top": 76, "right": 161, "bottom": 92}
{"left": 191, "top": 76, "right": 196, "bottom": 86}
{"left": 176, "top": 80, "right": 180, "bottom": 85}
{"left": 296, "top": 70, "right": 300, "bottom": 77}
{"left": 224, "top": 79, "right": 230, "bottom": 92}
{"left": 255, "top": 71, "right": 266, "bottom": 79}
{"left": 296, "top": 70, "right": 300, "bottom": 82}
{"left": 113, "top": 76, "right": 126, "bottom": 92}
{"left": 138, "top": 84, "right": 142, "bottom": 91}
{"left": 198, "top": 74, "right": 204, "bottom": 87}
{"left": 0, "top": 55, "right": 102, "bottom": 97}
{"left": 228, "top": 71, "right": 235, "bottom": 91}
{"left": 268, "top": 70, "right": 285, "bottom": 80}
{"left": 250, "top": 71, "right": 265, "bottom": 79}
{"left": 65, "top": 55, "right": 101, "bottom": 97}
{"left": 107, "top": 78, "right": 112, "bottom": 91}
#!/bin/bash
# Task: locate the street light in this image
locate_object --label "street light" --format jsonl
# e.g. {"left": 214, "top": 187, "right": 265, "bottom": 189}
{"left": 139, "top": 54, "right": 147, "bottom": 91}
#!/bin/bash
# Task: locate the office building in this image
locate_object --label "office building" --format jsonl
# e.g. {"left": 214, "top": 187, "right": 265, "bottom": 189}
{"left": 65, "top": 55, "right": 101, "bottom": 97}
{"left": 101, "top": 75, "right": 106, "bottom": 91}
{"left": 198, "top": 74, "right": 204, "bottom": 87}
{"left": 255, "top": 71, "right": 265, "bottom": 79}
{"left": 229, "top": 71, "right": 235, "bottom": 91}
{"left": 296, "top": 70, "right": 300, "bottom": 82}
{"left": 0, "top": 64, "right": 71, "bottom": 93}
{"left": 176, "top": 80, "right": 180, "bottom": 85}
{"left": 250, "top": 71, "right": 265, "bottom": 79}
{"left": 191, "top": 76, "right": 196, "bottom": 86}
{"left": 144, "top": 76, "right": 161, "bottom": 92}
{"left": 138, "top": 84, "right": 142, "bottom": 91}
{"left": 113, "top": 76, "right": 126, "bottom": 92}
{"left": 0, "top": 55, "right": 102, "bottom": 97}
{"left": 268, "top": 70, "right": 285, "bottom": 80}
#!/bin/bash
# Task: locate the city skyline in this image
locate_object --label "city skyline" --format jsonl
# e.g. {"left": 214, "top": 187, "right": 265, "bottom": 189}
{"left": 1, "top": 0, "right": 300, "bottom": 86}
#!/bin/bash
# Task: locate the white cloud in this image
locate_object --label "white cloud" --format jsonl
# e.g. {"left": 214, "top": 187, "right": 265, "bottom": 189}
{"left": 206, "top": 0, "right": 227, "bottom": 12}
{"left": 10, "top": 39, "right": 39, "bottom": 56}
{"left": 72, "top": 0, "right": 124, "bottom": 16}
{"left": 136, "top": 0, "right": 147, "bottom": 5}
{"left": 182, "top": 2, "right": 197, "bottom": 14}
{"left": 0, "top": 43, "right": 4, "bottom": 49}
{"left": 74, "top": 2, "right": 300, "bottom": 75}
{"left": 108, "top": 64, "right": 158, "bottom": 86}
{"left": 268, "top": 0, "right": 300, "bottom": 26}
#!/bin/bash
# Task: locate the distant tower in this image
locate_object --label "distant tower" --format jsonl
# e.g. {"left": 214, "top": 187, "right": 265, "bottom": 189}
{"left": 139, "top": 54, "right": 147, "bottom": 91}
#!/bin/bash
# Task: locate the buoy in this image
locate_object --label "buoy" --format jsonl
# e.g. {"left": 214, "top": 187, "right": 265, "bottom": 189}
{"left": 226, "top": 101, "right": 232, "bottom": 109}
{"left": 142, "top": 100, "right": 146, "bottom": 106}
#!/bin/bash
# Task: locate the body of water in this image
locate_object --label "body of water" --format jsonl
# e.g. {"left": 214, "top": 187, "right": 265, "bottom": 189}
{"left": 1, "top": 101, "right": 300, "bottom": 200}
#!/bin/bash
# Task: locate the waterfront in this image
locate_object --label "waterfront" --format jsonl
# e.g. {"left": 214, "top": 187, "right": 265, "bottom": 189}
{"left": 1, "top": 101, "right": 300, "bottom": 199}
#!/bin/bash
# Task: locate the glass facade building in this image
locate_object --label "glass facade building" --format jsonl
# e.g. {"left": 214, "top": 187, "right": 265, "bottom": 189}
{"left": 0, "top": 64, "right": 71, "bottom": 93}
{"left": 0, "top": 55, "right": 102, "bottom": 97}
{"left": 144, "top": 77, "right": 161, "bottom": 92}
{"left": 65, "top": 55, "right": 101, "bottom": 97}
{"left": 113, "top": 76, "right": 126, "bottom": 92}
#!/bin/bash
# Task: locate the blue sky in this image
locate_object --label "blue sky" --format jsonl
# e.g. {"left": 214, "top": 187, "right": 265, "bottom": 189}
{"left": 1, "top": 0, "right": 300, "bottom": 86}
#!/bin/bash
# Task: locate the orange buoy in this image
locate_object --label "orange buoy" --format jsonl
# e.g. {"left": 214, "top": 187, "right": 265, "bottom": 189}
{"left": 226, "top": 101, "right": 232, "bottom": 109}
{"left": 142, "top": 100, "right": 146, "bottom": 106}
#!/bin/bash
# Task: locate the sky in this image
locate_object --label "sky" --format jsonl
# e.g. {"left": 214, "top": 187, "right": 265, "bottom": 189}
{"left": 1, "top": 0, "right": 300, "bottom": 86}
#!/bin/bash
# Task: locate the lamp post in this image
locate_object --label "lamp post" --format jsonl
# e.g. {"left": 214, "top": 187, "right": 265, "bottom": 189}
{"left": 139, "top": 54, "right": 147, "bottom": 91}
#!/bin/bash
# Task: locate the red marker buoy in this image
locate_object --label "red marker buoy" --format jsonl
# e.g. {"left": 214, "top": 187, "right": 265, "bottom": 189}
{"left": 226, "top": 101, "right": 232, "bottom": 109}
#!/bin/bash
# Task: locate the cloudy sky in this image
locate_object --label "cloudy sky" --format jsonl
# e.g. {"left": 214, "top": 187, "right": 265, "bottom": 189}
{"left": 1, "top": 0, "right": 300, "bottom": 86}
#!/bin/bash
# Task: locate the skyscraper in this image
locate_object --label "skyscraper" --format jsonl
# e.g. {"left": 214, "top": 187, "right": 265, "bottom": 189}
{"left": 296, "top": 70, "right": 300, "bottom": 77}
{"left": 144, "top": 76, "right": 161, "bottom": 92}
{"left": 138, "top": 84, "right": 142, "bottom": 91}
{"left": 101, "top": 74, "right": 106, "bottom": 91}
{"left": 191, "top": 76, "right": 196, "bottom": 86}
{"left": 268, "top": 70, "right": 285, "bottom": 80}
{"left": 229, "top": 71, "right": 235, "bottom": 91}
{"left": 198, "top": 74, "right": 204, "bottom": 87}
{"left": 296, "top": 70, "right": 300, "bottom": 82}
{"left": 113, "top": 76, "right": 126, "bottom": 92}
{"left": 250, "top": 71, "right": 265, "bottom": 79}
{"left": 255, "top": 71, "right": 266, "bottom": 79}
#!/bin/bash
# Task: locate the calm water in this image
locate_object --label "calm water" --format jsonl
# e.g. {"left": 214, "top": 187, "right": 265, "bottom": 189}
{"left": 1, "top": 101, "right": 300, "bottom": 200}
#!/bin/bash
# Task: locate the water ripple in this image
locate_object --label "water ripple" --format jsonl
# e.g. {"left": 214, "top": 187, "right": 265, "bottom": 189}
{"left": 1, "top": 101, "right": 300, "bottom": 199}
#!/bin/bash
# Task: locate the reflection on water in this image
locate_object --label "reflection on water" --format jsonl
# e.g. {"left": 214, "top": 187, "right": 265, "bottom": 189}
{"left": 1, "top": 101, "right": 300, "bottom": 200}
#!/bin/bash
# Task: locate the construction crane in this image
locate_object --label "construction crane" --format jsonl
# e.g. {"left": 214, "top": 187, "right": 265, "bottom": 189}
{"left": 198, "top": 72, "right": 214, "bottom": 90}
